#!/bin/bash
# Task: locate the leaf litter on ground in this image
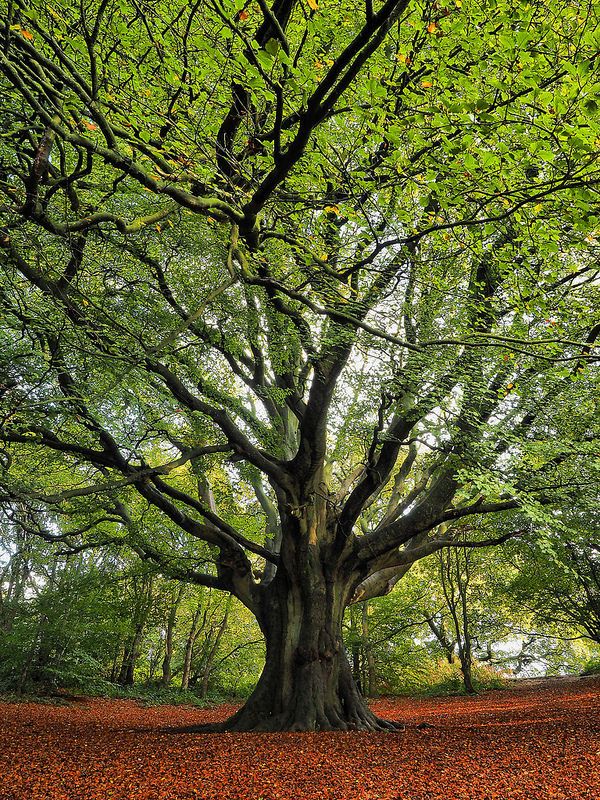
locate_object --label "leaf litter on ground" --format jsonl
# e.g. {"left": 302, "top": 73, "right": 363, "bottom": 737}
{"left": 0, "top": 676, "right": 598, "bottom": 799}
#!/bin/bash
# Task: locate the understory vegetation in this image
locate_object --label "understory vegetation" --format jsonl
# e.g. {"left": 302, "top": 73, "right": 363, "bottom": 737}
{"left": 2, "top": 532, "right": 598, "bottom": 701}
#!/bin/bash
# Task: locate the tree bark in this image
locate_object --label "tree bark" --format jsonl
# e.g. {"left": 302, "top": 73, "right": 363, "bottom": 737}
{"left": 118, "top": 627, "right": 144, "bottom": 687}
{"left": 199, "top": 598, "right": 230, "bottom": 698}
{"left": 181, "top": 601, "right": 204, "bottom": 691}
{"left": 183, "top": 546, "right": 401, "bottom": 732}
{"left": 361, "top": 602, "right": 377, "bottom": 697}
{"left": 161, "top": 585, "right": 185, "bottom": 687}
{"left": 117, "top": 574, "right": 154, "bottom": 686}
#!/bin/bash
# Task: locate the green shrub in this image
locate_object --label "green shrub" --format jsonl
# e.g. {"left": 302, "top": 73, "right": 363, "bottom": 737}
{"left": 392, "top": 658, "right": 507, "bottom": 697}
{"left": 582, "top": 657, "right": 600, "bottom": 676}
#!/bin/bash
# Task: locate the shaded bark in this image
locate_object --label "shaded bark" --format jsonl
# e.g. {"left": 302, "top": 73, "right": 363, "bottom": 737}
{"left": 118, "top": 627, "right": 145, "bottom": 687}
{"left": 180, "top": 520, "right": 402, "bottom": 732}
{"left": 425, "top": 614, "right": 457, "bottom": 665}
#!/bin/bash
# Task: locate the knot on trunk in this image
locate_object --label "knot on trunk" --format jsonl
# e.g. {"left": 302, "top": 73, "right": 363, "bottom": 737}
{"left": 295, "top": 646, "right": 319, "bottom": 665}
{"left": 295, "top": 646, "right": 337, "bottom": 665}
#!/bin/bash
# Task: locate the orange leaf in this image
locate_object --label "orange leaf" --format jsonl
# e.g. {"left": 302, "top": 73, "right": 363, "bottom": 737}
{"left": 21, "top": 29, "right": 34, "bottom": 40}
{"left": 238, "top": 10, "right": 249, "bottom": 21}
{"left": 82, "top": 121, "right": 98, "bottom": 131}
{"left": 421, "top": 81, "right": 433, "bottom": 88}
{"left": 307, "top": 0, "right": 318, "bottom": 10}
{"left": 427, "top": 22, "right": 438, "bottom": 33}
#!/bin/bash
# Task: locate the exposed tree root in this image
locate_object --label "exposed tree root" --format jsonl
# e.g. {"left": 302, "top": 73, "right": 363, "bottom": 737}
{"left": 168, "top": 706, "right": 405, "bottom": 734}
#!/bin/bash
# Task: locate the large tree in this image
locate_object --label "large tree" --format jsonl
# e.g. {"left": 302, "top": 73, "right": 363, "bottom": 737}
{"left": 0, "top": 0, "right": 598, "bottom": 730}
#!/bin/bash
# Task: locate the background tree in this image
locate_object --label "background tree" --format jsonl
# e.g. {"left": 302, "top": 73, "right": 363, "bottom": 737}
{"left": 0, "top": 0, "right": 598, "bottom": 730}
{"left": 509, "top": 512, "right": 600, "bottom": 647}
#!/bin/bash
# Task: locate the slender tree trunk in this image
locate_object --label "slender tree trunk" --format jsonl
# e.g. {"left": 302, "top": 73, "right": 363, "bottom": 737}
{"left": 162, "top": 585, "right": 185, "bottom": 687}
{"left": 361, "top": 602, "right": 377, "bottom": 697}
{"left": 181, "top": 600, "right": 205, "bottom": 690}
{"left": 118, "top": 626, "right": 145, "bottom": 687}
{"left": 117, "top": 573, "right": 154, "bottom": 686}
{"left": 17, "top": 628, "right": 40, "bottom": 694}
{"left": 351, "top": 643, "right": 362, "bottom": 693}
{"left": 440, "top": 550, "right": 476, "bottom": 695}
{"left": 425, "top": 615, "right": 457, "bottom": 664}
{"left": 200, "top": 599, "right": 230, "bottom": 698}
{"left": 457, "top": 573, "right": 475, "bottom": 694}
{"left": 456, "top": 551, "right": 476, "bottom": 694}
{"left": 109, "top": 643, "right": 121, "bottom": 683}
{"left": 458, "top": 643, "right": 475, "bottom": 695}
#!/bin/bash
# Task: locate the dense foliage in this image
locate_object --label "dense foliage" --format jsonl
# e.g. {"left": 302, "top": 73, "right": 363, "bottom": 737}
{"left": 0, "top": 0, "right": 598, "bottom": 728}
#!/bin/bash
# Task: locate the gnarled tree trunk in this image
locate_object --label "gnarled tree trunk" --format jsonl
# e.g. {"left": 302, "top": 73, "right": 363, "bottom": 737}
{"left": 200, "top": 517, "right": 399, "bottom": 732}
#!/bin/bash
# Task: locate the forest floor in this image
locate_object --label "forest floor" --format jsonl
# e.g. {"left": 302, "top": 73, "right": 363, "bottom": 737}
{"left": 0, "top": 676, "right": 598, "bottom": 800}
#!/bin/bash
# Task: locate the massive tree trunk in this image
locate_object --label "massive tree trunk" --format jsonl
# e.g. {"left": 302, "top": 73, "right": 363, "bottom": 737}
{"left": 197, "top": 515, "right": 400, "bottom": 732}
{"left": 221, "top": 589, "right": 393, "bottom": 731}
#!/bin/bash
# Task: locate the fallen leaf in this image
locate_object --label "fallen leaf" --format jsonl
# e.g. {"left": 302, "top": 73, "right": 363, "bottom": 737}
{"left": 1, "top": 679, "right": 598, "bottom": 800}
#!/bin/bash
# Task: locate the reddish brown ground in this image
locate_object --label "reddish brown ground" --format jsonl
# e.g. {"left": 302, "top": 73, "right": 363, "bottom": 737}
{"left": 0, "top": 677, "right": 598, "bottom": 799}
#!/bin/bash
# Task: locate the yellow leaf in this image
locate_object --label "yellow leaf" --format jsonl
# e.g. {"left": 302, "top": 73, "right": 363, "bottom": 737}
{"left": 427, "top": 22, "right": 438, "bottom": 33}
{"left": 455, "top": 0, "right": 462, "bottom": 7}
{"left": 533, "top": 203, "right": 542, "bottom": 214}
{"left": 307, "top": 0, "right": 318, "bottom": 10}
{"left": 421, "top": 80, "right": 433, "bottom": 88}
{"left": 324, "top": 205, "right": 339, "bottom": 215}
